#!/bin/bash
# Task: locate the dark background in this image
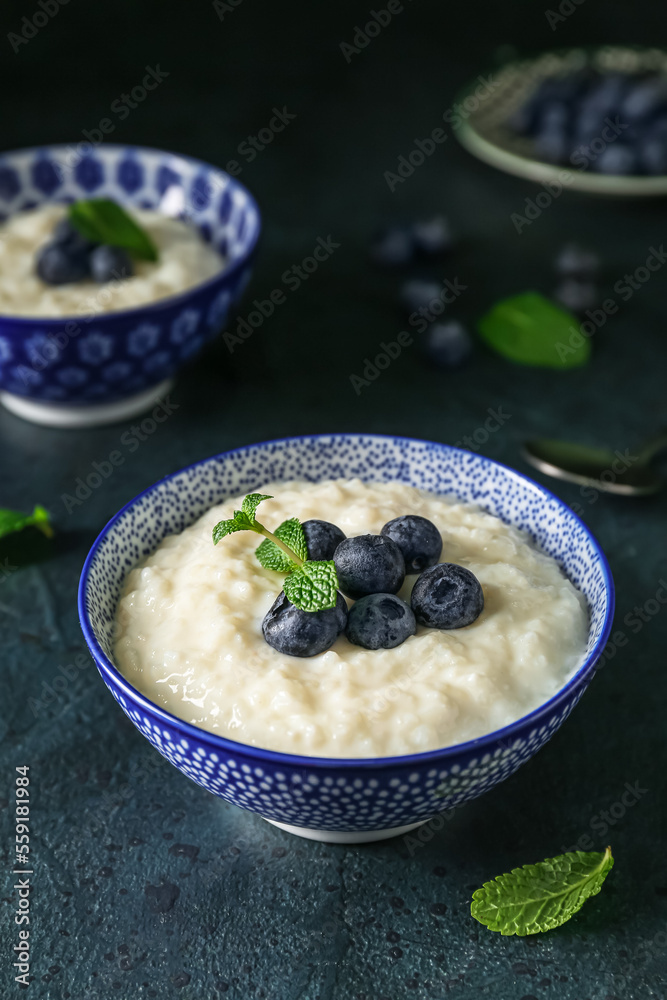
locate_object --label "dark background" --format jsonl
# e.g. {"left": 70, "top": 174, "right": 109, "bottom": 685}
{"left": 1, "top": 1, "right": 666, "bottom": 997}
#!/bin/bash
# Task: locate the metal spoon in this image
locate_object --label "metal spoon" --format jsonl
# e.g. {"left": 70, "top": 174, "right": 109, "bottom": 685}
{"left": 522, "top": 431, "right": 667, "bottom": 496}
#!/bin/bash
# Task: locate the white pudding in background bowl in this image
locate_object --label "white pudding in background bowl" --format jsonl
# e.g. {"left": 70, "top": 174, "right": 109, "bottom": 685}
{"left": 114, "top": 478, "right": 589, "bottom": 759}
{"left": 0, "top": 203, "right": 225, "bottom": 317}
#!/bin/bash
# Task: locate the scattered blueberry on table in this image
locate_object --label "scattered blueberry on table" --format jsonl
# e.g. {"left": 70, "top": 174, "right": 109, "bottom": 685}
{"left": 422, "top": 320, "right": 473, "bottom": 368}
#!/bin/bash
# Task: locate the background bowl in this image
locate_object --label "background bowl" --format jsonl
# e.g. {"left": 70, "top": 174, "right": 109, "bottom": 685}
{"left": 0, "top": 143, "right": 261, "bottom": 427}
{"left": 78, "top": 434, "right": 614, "bottom": 843}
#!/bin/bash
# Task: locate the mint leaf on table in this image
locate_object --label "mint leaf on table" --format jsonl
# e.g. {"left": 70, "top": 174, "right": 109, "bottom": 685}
{"left": 256, "top": 517, "right": 308, "bottom": 572}
{"left": 478, "top": 292, "right": 590, "bottom": 369}
{"left": 0, "top": 505, "right": 52, "bottom": 541}
{"left": 69, "top": 199, "right": 159, "bottom": 262}
{"left": 283, "top": 560, "right": 338, "bottom": 612}
{"left": 471, "top": 847, "right": 613, "bottom": 936}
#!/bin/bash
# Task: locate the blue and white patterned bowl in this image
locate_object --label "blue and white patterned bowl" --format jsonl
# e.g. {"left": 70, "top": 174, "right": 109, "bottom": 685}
{"left": 78, "top": 434, "right": 614, "bottom": 843}
{"left": 0, "top": 144, "right": 260, "bottom": 426}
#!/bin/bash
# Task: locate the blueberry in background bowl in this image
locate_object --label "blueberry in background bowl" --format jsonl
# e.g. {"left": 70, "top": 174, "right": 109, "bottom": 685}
{"left": 0, "top": 143, "right": 261, "bottom": 428}
{"left": 78, "top": 433, "right": 614, "bottom": 844}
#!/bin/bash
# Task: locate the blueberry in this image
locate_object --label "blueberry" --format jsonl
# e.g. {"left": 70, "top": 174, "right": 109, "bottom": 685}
{"left": 370, "top": 226, "right": 413, "bottom": 267}
{"left": 552, "top": 279, "right": 597, "bottom": 314}
{"left": 345, "top": 593, "right": 416, "bottom": 650}
{"left": 90, "top": 245, "right": 134, "bottom": 283}
{"left": 591, "top": 143, "right": 638, "bottom": 176}
{"left": 411, "top": 215, "right": 453, "bottom": 257}
{"left": 381, "top": 514, "right": 442, "bottom": 574}
{"left": 35, "top": 241, "right": 90, "bottom": 285}
{"left": 302, "top": 519, "right": 346, "bottom": 561}
{"left": 53, "top": 217, "right": 98, "bottom": 253}
{"left": 554, "top": 243, "right": 599, "bottom": 279}
{"left": 399, "top": 279, "right": 442, "bottom": 316}
{"left": 262, "top": 591, "right": 347, "bottom": 657}
{"left": 333, "top": 534, "right": 405, "bottom": 600}
{"left": 423, "top": 321, "right": 472, "bottom": 369}
{"left": 411, "top": 563, "right": 484, "bottom": 629}
{"left": 620, "top": 76, "right": 667, "bottom": 123}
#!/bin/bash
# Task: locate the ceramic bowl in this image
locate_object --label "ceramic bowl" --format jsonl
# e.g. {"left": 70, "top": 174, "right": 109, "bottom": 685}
{"left": 0, "top": 143, "right": 261, "bottom": 427}
{"left": 78, "top": 434, "right": 614, "bottom": 843}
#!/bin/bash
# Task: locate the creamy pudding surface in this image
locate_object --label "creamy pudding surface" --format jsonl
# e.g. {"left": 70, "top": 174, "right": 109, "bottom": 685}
{"left": 0, "top": 204, "right": 224, "bottom": 316}
{"left": 114, "top": 479, "right": 589, "bottom": 758}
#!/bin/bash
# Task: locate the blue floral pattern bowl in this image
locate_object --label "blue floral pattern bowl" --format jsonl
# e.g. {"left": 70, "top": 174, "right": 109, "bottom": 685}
{"left": 78, "top": 434, "right": 614, "bottom": 843}
{"left": 0, "top": 144, "right": 260, "bottom": 426}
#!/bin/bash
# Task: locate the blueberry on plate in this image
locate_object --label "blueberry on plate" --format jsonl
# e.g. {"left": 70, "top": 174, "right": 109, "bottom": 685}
{"left": 346, "top": 593, "right": 416, "bottom": 650}
{"left": 552, "top": 279, "right": 598, "bottom": 314}
{"left": 381, "top": 514, "right": 442, "bottom": 574}
{"left": 411, "top": 563, "right": 484, "bottom": 629}
{"left": 554, "top": 243, "right": 599, "bottom": 279}
{"left": 262, "top": 591, "right": 348, "bottom": 657}
{"left": 302, "top": 519, "right": 346, "bottom": 561}
{"left": 422, "top": 321, "right": 472, "bottom": 369}
{"left": 411, "top": 215, "right": 453, "bottom": 257}
{"left": 370, "top": 225, "right": 414, "bottom": 267}
{"left": 90, "top": 245, "right": 134, "bottom": 283}
{"left": 399, "top": 279, "right": 443, "bottom": 316}
{"left": 333, "top": 534, "right": 405, "bottom": 600}
{"left": 591, "top": 143, "right": 638, "bottom": 176}
{"left": 35, "top": 242, "right": 91, "bottom": 285}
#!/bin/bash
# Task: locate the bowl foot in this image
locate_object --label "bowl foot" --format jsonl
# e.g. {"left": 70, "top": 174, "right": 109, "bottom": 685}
{"left": 263, "top": 818, "right": 427, "bottom": 844}
{"left": 0, "top": 378, "right": 175, "bottom": 428}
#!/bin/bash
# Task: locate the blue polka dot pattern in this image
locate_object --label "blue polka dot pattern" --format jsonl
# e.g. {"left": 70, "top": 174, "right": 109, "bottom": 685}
{"left": 0, "top": 144, "right": 261, "bottom": 406}
{"left": 78, "top": 435, "right": 615, "bottom": 836}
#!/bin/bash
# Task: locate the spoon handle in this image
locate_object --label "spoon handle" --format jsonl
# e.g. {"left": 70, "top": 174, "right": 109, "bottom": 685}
{"left": 637, "top": 430, "right": 667, "bottom": 464}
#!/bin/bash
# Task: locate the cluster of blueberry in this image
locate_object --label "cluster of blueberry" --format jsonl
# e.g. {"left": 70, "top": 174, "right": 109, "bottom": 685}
{"left": 370, "top": 215, "right": 472, "bottom": 370}
{"left": 262, "top": 514, "right": 484, "bottom": 658}
{"left": 551, "top": 242, "right": 600, "bottom": 315}
{"left": 509, "top": 68, "right": 667, "bottom": 176}
{"left": 36, "top": 218, "right": 134, "bottom": 286}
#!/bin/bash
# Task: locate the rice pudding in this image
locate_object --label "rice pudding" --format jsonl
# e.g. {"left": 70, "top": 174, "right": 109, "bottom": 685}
{"left": 114, "top": 479, "right": 589, "bottom": 758}
{"left": 0, "top": 204, "right": 224, "bottom": 317}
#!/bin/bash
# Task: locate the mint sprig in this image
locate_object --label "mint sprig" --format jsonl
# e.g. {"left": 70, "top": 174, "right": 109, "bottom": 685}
{"left": 212, "top": 494, "right": 340, "bottom": 612}
{"left": 0, "top": 505, "right": 53, "bottom": 541}
{"left": 69, "top": 198, "right": 159, "bottom": 262}
{"left": 478, "top": 292, "right": 590, "bottom": 369}
{"left": 471, "top": 846, "right": 613, "bottom": 936}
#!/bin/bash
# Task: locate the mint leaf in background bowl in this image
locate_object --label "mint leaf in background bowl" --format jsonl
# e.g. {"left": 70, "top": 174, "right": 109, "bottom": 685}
{"left": 478, "top": 291, "right": 590, "bottom": 369}
{"left": 471, "top": 846, "right": 614, "bottom": 935}
{"left": 69, "top": 198, "right": 159, "bottom": 262}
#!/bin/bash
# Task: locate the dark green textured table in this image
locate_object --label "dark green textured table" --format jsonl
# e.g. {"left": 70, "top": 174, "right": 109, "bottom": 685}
{"left": 2, "top": 1, "right": 667, "bottom": 996}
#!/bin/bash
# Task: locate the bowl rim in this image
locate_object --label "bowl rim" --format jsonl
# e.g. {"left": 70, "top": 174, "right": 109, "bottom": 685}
{"left": 78, "top": 432, "right": 615, "bottom": 770}
{"left": 0, "top": 142, "right": 262, "bottom": 325}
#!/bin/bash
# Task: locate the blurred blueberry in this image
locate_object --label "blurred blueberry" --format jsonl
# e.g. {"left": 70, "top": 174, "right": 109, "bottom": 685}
{"left": 90, "top": 245, "right": 134, "bottom": 283}
{"left": 423, "top": 321, "right": 472, "bottom": 369}
{"left": 554, "top": 243, "right": 600, "bottom": 279}
{"left": 370, "top": 225, "right": 413, "bottom": 267}
{"left": 411, "top": 215, "right": 453, "bottom": 257}
{"left": 36, "top": 242, "right": 90, "bottom": 285}
{"left": 553, "top": 279, "right": 598, "bottom": 314}
{"left": 53, "top": 217, "right": 98, "bottom": 254}
{"left": 591, "top": 143, "right": 638, "bottom": 175}
{"left": 620, "top": 75, "right": 667, "bottom": 123}
{"left": 399, "top": 278, "right": 443, "bottom": 315}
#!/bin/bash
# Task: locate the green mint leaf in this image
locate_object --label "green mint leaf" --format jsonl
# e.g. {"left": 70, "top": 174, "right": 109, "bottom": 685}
{"left": 471, "top": 847, "right": 614, "bottom": 936}
{"left": 478, "top": 292, "right": 590, "bottom": 370}
{"left": 241, "top": 493, "right": 273, "bottom": 522}
{"left": 212, "top": 509, "right": 257, "bottom": 544}
{"left": 0, "top": 505, "right": 52, "bottom": 541}
{"left": 69, "top": 199, "right": 158, "bottom": 262}
{"left": 284, "top": 560, "right": 339, "bottom": 612}
{"left": 256, "top": 517, "right": 308, "bottom": 573}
